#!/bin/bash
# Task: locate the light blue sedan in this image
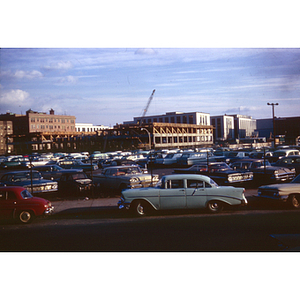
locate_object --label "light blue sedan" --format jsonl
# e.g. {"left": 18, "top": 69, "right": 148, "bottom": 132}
{"left": 118, "top": 174, "right": 248, "bottom": 216}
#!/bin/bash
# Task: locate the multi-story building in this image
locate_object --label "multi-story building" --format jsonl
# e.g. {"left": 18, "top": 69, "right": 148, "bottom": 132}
{"left": 210, "top": 115, "right": 234, "bottom": 141}
{"left": 76, "top": 123, "right": 111, "bottom": 133}
{"left": 231, "top": 115, "right": 257, "bottom": 139}
{"left": 27, "top": 109, "right": 76, "bottom": 133}
{"left": 0, "top": 109, "right": 76, "bottom": 154}
{"left": 0, "top": 120, "right": 13, "bottom": 155}
{"left": 121, "top": 111, "right": 214, "bottom": 149}
{"left": 127, "top": 111, "right": 211, "bottom": 126}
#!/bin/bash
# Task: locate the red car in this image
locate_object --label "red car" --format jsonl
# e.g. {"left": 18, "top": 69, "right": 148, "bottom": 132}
{"left": 0, "top": 186, "right": 54, "bottom": 224}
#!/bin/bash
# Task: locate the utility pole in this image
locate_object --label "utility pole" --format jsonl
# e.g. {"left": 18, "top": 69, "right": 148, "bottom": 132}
{"left": 267, "top": 103, "right": 278, "bottom": 148}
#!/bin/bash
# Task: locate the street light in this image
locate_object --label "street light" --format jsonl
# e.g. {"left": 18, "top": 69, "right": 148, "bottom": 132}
{"left": 267, "top": 103, "right": 278, "bottom": 148}
{"left": 141, "top": 127, "right": 153, "bottom": 185}
{"left": 141, "top": 127, "right": 151, "bottom": 150}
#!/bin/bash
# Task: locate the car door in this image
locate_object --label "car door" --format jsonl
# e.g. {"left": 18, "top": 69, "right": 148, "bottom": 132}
{"left": 159, "top": 179, "right": 186, "bottom": 209}
{"left": 0, "top": 190, "right": 17, "bottom": 219}
{"left": 186, "top": 179, "right": 207, "bottom": 208}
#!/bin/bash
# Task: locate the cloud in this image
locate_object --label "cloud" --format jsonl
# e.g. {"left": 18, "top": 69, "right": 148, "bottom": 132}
{"left": 0, "top": 89, "right": 31, "bottom": 106}
{"left": 0, "top": 70, "right": 43, "bottom": 80}
{"left": 57, "top": 75, "right": 78, "bottom": 85}
{"left": 135, "top": 49, "right": 157, "bottom": 55}
{"left": 42, "top": 61, "right": 73, "bottom": 71}
{"left": 14, "top": 70, "right": 43, "bottom": 79}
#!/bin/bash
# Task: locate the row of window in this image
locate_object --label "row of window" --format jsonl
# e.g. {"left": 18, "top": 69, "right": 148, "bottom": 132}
{"left": 31, "top": 125, "right": 75, "bottom": 130}
{"left": 30, "top": 118, "right": 74, "bottom": 123}
{"left": 155, "top": 135, "right": 213, "bottom": 144}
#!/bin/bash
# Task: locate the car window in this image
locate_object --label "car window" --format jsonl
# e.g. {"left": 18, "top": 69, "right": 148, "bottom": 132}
{"left": 187, "top": 180, "right": 204, "bottom": 188}
{"left": 72, "top": 173, "right": 86, "bottom": 180}
{"left": 241, "top": 163, "right": 249, "bottom": 170}
{"left": 21, "top": 189, "right": 33, "bottom": 199}
{"left": 166, "top": 179, "right": 184, "bottom": 189}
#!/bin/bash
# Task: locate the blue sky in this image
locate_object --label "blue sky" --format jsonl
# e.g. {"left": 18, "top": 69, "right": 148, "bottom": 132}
{"left": 1, "top": 48, "right": 300, "bottom": 126}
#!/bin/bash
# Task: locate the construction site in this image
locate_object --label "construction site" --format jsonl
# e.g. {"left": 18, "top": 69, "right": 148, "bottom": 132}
{"left": 0, "top": 90, "right": 214, "bottom": 155}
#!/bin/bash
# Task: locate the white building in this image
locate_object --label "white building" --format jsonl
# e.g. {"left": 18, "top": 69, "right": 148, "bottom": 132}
{"left": 126, "top": 111, "right": 211, "bottom": 126}
{"left": 211, "top": 115, "right": 234, "bottom": 141}
{"left": 76, "top": 123, "right": 111, "bottom": 133}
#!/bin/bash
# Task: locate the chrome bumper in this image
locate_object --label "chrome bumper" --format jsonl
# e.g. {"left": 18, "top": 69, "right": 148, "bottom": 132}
{"left": 44, "top": 206, "right": 54, "bottom": 215}
{"left": 118, "top": 198, "right": 130, "bottom": 210}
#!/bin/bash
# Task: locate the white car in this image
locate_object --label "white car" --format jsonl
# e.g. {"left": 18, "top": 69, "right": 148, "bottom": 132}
{"left": 257, "top": 174, "right": 300, "bottom": 209}
{"left": 118, "top": 174, "right": 248, "bottom": 216}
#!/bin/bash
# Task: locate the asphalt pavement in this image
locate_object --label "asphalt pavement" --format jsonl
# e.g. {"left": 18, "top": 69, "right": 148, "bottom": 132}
{"left": 50, "top": 189, "right": 258, "bottom": 214}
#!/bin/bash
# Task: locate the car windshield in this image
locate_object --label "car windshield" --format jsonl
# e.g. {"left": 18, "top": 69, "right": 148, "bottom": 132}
{"left": 21, "top": 189, "right": 33, "bottom": 199}
{"left": 72, "top": 173, "right": 87, "bottom": 180}
{"left": 209, "top": 178, "right": 219, "bottom": 187}
{"left": 13, "top": 172, "right": 41, "bottom": 182}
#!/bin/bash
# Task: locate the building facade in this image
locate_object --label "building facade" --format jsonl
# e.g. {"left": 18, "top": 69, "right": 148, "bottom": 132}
{"left": 127, "top": 111, "right": 211, "bottom": 126}
{"left": 27, "top": 109, "right": 76, "bottom": 133}
{"left": 122, "top": 111, "right": 213, "bottom": 149}
{"left": 210, "top": 115, "right": 234, "bottom": 141}
{"left": 76, "top": 123, "right": 111, "bottom": 133}
{"left": 0, "top": 120, "right": 13, "bottom": 155}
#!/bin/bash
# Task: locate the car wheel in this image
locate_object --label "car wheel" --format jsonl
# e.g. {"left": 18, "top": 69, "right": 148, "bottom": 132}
{"left": 288, "top": 194, "right": 300, "bottom": 209}
{"left": 207, "top": 201, "right": 224, "bottom": 213}
{"left": 131, "top": 200, "right": 150, "bottom": 217}
{"left": 18, "top": 210, "right": 34, "bottom": 224}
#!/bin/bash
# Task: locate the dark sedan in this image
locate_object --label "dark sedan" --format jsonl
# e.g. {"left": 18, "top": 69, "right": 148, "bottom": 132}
{"left": 272, "top": 155, "right": 300, "bottom": 175}
{"left": 230, "top": 159, "right": 295, "bottom": 185}
{"left": 57, "top": 160, "right": 98, "bottom": 171}
{"left": 32, "top": 164, "right": 83, "bottom": 180}
{"left": 58, "top": 171, "right": 93, "bottom": 196}
{"left": 0, "top": 170, "right": 58, "bottom": 194}
{"left": 173, "top": 162, "right": 253, "bottom": 185}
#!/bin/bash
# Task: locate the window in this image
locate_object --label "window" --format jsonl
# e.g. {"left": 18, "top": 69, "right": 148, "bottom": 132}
{"left": 187, "top": 180, "right": 204, "bottom": 189}
{"left": 166, "top": 179, "right": 184, "bottom": 189}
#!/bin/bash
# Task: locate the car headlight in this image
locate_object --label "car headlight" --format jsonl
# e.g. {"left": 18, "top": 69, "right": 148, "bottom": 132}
{"left": 228, "top": 176, "right": 233, "bottom": 182}
{"left": 130, "top": 177, "right": 139, "bottom": 183}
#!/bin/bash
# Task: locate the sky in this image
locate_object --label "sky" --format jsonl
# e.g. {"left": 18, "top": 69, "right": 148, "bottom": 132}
{"left": 1, "top": 48, "right": 300, "bottom": 127}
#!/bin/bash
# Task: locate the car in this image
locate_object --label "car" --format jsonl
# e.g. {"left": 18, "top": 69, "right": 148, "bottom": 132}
{"left": 58, "top": 171, "right": 93, "bottom": 195}
{"left": 93, "top": 165, "right": 159, "bottom": 192}
{"left": 269, "top": 149, "right": 300, "bottom": 163}
{"left": 0, "top": 186, "right": 54, "bottom": 223}
{"left": 57, "top": 159, "right": 98, "bottom": 171}
{"left": 230, "top": 159, "right": 295, "bottom": 184}
{"left": 173, "top": 162, "right": 253, "bottom": 185}
{"left": 32, "top": 164, "right": 83, "bottom": 180}
{"left": 0, "top": 156, "right": 29, "bottom": 170}
{"left": 256, "top": 174, "right": 300, "bottom": 209}
{"left": 0, "top": 170, "right": 58, "bottom": 194}
{"left": 272, "top": 155, "right": 300, "bottom": 175}
{"left": 118, "top": 174, "right": 248, "bottom": 216}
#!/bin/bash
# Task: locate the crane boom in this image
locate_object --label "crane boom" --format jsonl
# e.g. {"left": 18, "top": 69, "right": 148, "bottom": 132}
{"left": 142, "top": 89, "right": 155, "bottom": 118}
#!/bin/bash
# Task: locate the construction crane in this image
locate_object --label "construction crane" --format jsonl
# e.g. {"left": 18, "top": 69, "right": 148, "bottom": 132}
{"left": 141, "top": 89, "right": 155, "bottom": 121}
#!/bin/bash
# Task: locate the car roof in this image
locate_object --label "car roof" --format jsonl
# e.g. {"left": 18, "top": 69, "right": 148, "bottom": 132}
{"left": 1, "top": 170, "right": 40, "bottom": 175}
{"left": 162, "top": 174, "right": 210, "bottom": 181}
{"left": 232, "top": 159, "right": 263, "bottom": 162}
{"left": 0, "top": 186, "right": 26, "bottom": 192}
{"left": 104, "top": 165, "right": 139, "bottom": 170}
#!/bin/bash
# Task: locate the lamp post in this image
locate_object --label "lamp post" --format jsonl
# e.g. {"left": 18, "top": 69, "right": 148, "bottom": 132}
{"left": 141, "top": 127, "right": 151, "bottom": 150}
{"left": 267, "top": 103, "right": 278, "bottom": 148}
{"left": 141, "top": 127, "right": 153, "bottom": 185}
